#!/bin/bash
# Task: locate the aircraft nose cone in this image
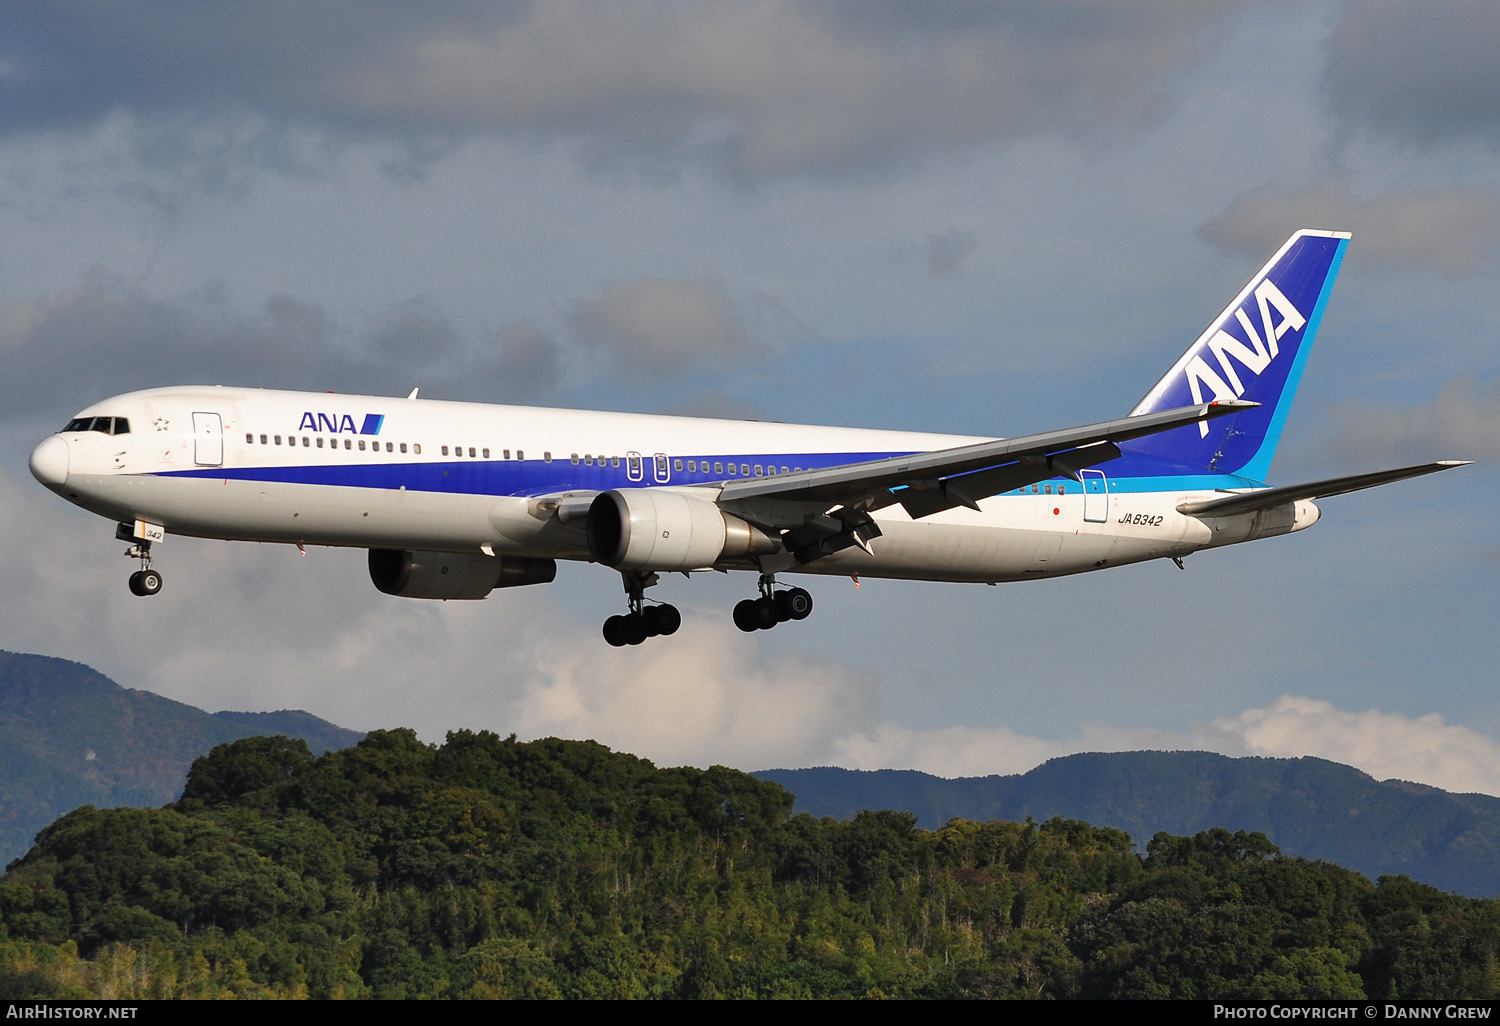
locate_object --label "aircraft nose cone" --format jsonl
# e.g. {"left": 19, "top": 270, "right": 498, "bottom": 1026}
{"left": 29, "top": 436, "right": 69, "bottom": 489}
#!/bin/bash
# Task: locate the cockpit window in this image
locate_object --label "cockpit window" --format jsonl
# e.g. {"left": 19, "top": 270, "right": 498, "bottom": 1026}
{"left": 63, "top": 416, "right": 131, "bottom": 435}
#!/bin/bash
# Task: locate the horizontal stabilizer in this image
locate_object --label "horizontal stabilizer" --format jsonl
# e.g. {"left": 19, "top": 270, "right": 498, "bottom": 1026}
{"left": 1176, "top": 461, "right": 1472, "bottom": 518}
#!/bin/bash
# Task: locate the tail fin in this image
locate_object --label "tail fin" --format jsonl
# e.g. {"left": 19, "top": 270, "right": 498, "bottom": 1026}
{"left": 1126, "top": 229, "right": 1350, "bottom": 483}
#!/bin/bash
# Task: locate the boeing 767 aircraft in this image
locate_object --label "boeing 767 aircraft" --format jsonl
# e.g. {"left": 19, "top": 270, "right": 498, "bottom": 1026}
{"left": 29, "top": 230, "right": 1467, "bottom": 645}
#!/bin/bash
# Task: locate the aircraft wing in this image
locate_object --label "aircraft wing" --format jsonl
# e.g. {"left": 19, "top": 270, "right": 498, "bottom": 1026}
{"left": 1175, "top": 460, "right": 1472, "bottom": 518}
{"left": 719, "top": 400, "right": 1255, "bottom": 524}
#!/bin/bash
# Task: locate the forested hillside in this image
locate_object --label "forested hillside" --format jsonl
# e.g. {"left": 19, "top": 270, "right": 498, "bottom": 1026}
{"left": 3, "top": 730, "right": 1498, "bottom": 999}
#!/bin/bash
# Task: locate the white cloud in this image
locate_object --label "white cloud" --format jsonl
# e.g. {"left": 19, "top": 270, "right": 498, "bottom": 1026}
{"left": 1214, "top": 695, "right": 1500, "bottom": 796}
{"left": 508, "top": 621, "right": 880, "bottom": 769}
{"left": 822, "top": 695, "right": 1500, "bottom": 798}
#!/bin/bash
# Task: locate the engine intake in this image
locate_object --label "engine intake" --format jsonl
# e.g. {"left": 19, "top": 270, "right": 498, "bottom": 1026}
{"left": 586, "top": 489, "right": 779, "bottom": 570}
{"left": 368, "top": 549, "right": 556, "bottom": 599}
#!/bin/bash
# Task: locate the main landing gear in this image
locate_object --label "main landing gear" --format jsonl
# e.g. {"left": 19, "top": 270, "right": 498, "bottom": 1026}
{"left": 602, "top": 570, "right": 682, "bottom": 647}
{"left": 732, "top": 574, "right": 812, "bottom": 633}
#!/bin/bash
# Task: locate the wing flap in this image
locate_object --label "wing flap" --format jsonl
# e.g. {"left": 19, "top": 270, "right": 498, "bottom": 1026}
{"left": 1176, "top": 461, "right": 1472, "bottom": 517}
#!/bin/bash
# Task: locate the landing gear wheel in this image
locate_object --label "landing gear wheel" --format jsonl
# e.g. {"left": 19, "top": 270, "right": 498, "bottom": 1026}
{"left": 752, "top": 596, "right": 779, "bottom": 630}
{"left": 733, "top": 599, "right": 760, "bottom": 632}
{"left": 128, "top": 569, "right": 162, "bottom": 597}
{"left": 654, "top": 603, "right": 682, "bottom": 636}
{"left": 781, "top": 587, "right": 812, "bottom": 621}
{"left": 622, "top": 612, "right": 648, "bottom": 646}
{"left": 603, "top": 615, "right": 625, "bottom": 647}
{"left": 641, "top": 606, "right": 663, "bottom": 637}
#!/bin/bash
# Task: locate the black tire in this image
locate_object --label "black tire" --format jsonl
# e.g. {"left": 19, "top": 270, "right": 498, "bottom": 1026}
{"left": 655, "top": 604, "right": 682, "bottom": 636}
{"left": 785, "top": 587, "right": 813, "bottom": 620}
{"left": 753, "top": 596, "right": 779, "bottom": 630}
{"left": 732, "top": 599, "right": 760, "bottom": 632}
{"left": 623, "top": 612, "right": 648, "bottom": 646}
{"left": 641, "top": 605, "right": 662, "bottom": 637}
{"left": 139, "top": 570, "right": 162, "bottom": 596}
{"left": 128, "top": 571, "right": 145, "bottom": 596}
{"left": 602, "top": 615, "right": 627, "bottom": 647}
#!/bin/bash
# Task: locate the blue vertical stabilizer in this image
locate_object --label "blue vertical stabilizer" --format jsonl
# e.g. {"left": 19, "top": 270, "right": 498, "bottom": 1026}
{"left": 1126, "top": 230, "right": 1349, "bottom": 484}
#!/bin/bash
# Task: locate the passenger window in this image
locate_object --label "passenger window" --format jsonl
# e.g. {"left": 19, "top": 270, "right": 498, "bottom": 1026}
{"left": 516, "top": 450, "right": 524, "bottom": 460}
{"left": 442, "top": 446, "right": 449, "bottom": 455}
{"left": 245, "top": 433, "right": 253, "bottom": 443}
{"left": 1057, "top": 484, "right": 1065, "bottom": 495}
{"left": 483, "top": 448, "right": 490, "bottom": 458}
{"left": 544, "top": 452, "right": 552, "bottom": 463}
{"left": 571, "top": 453, "right": 579, "bottom": 465}
{"left": 259, "top": 434, "right": 267, "bottom": 444}
{"left": 316, "top": 437, "right": 324, "bottom": 448}
{"left": 503, "top": 449, "right": 511, "bottom": 459}
{"left": 688, "top": 460, "right": 697, "bottom": 472}
{"left": 740, "top": 464, "right": 749, "bottom": 476}
{"left": 345, "top": 439, "right": 352, "bottom": 450}
{"left": 358, "top": 439, "right": 366, "bottom": 451}
{"left": 1044, "top": 483, "right": 1053, "bottom": 495}
{"left": 302, "top": 437, "right": 310, "bottom": 447}
{"left": 611, "top": 456, "right": 620, "bottom": 468}
{"left": 782, "top": 467, "right": 789, "bottom": 475}
{"left": 386, "top": 442, "right": 393, "bottom": 452}
{"left": 400, "top": 443, "right": 408, "bottom": 453}
{"left": 714, "top": 462, "right": 723, "bottom": 474}
{"left": 467, "top": 447, "right": 474, "bottom": 458}
{"left": 655, "top": 454, "right": 668, "bottom": 479}
{"left": 754, "top": 465, "right": 763, "bottom": 476}
{"left": 728, "top": 464, "right": 737, "bottom": 476}
{"left": 674, "top": 459, "right": 683, "bottom": 472}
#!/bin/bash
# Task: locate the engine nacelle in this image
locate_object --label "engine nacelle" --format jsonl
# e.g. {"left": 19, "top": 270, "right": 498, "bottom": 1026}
{"left": 586, "top": 489, "right": 779, "bottom": 570}
{"left": 368, "top": 549, "right": 557, "bottom": 599}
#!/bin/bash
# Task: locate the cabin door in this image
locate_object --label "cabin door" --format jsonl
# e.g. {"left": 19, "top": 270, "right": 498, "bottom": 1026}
{"left": 192, "top": 412, "right": 224, "bottom": 467}
{"left": 1080, "top": 469, "right": 1108, "bottom": 523}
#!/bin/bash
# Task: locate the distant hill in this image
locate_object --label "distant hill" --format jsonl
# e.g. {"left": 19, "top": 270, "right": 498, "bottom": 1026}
{"left": 0, "top": 650, "right": 363, "bottom": 866}
{"left": 758, "top": 752, "right": 1500, "bottom": 897}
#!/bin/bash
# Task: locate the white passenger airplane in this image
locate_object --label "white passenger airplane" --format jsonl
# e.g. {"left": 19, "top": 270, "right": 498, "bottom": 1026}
{"left": 30, "top": 230, "right": 1467, "bottom": 645}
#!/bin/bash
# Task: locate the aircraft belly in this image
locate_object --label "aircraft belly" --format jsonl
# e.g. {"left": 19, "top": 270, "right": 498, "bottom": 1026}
{"left": 133, "top": 477, "right": 504, "bottom": 551}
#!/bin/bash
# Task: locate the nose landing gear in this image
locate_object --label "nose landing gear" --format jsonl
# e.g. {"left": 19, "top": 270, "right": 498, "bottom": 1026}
{"left": 117, "top": 521, "right": 164, "bottom": 597}
{"left": 733, "top": 574, "right": 812, "bottom": 632}
{"left": 125, "top": 543, "right": 162, "bottom": 596}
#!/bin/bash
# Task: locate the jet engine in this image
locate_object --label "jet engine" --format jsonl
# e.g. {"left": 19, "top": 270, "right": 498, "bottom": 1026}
{"left": 586, "top": 489, "right": 779, "bottom": 570}
{"left": 368, "top": 549, "right": 557, "bottom": 599}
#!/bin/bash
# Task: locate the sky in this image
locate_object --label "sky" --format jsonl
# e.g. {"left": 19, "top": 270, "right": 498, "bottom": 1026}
{"left": 2, "top": 1, "right": 1498, "bottom": 795}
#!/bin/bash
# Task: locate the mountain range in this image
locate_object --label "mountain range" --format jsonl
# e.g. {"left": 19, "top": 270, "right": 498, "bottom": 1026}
{"left": 0, "top": 649, "right": 363, "bottom": 867}
{"left": 758, "top": 755, "right": 1500, "bottom": 897}
{"left": 4, "top": 646, "right": 1497, "bottom": 898}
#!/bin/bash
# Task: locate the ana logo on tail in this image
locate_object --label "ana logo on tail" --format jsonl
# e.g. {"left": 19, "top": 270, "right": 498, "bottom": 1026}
{"left": 1183, "top": 278, "right": 1306, "bottom": 436}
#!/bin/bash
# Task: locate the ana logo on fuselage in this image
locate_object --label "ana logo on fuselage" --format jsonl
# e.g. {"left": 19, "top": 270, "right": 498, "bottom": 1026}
{"left": 1184, "top": 279, "right": 1307, "bottom": 437}
{"left": 297, "top": 412, "right": 385, "bottom": 436}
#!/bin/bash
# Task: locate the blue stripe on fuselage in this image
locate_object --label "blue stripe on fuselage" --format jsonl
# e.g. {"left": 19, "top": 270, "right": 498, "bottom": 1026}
{"left": 153, "top": 446, "right": 1266, "bottom": 500}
